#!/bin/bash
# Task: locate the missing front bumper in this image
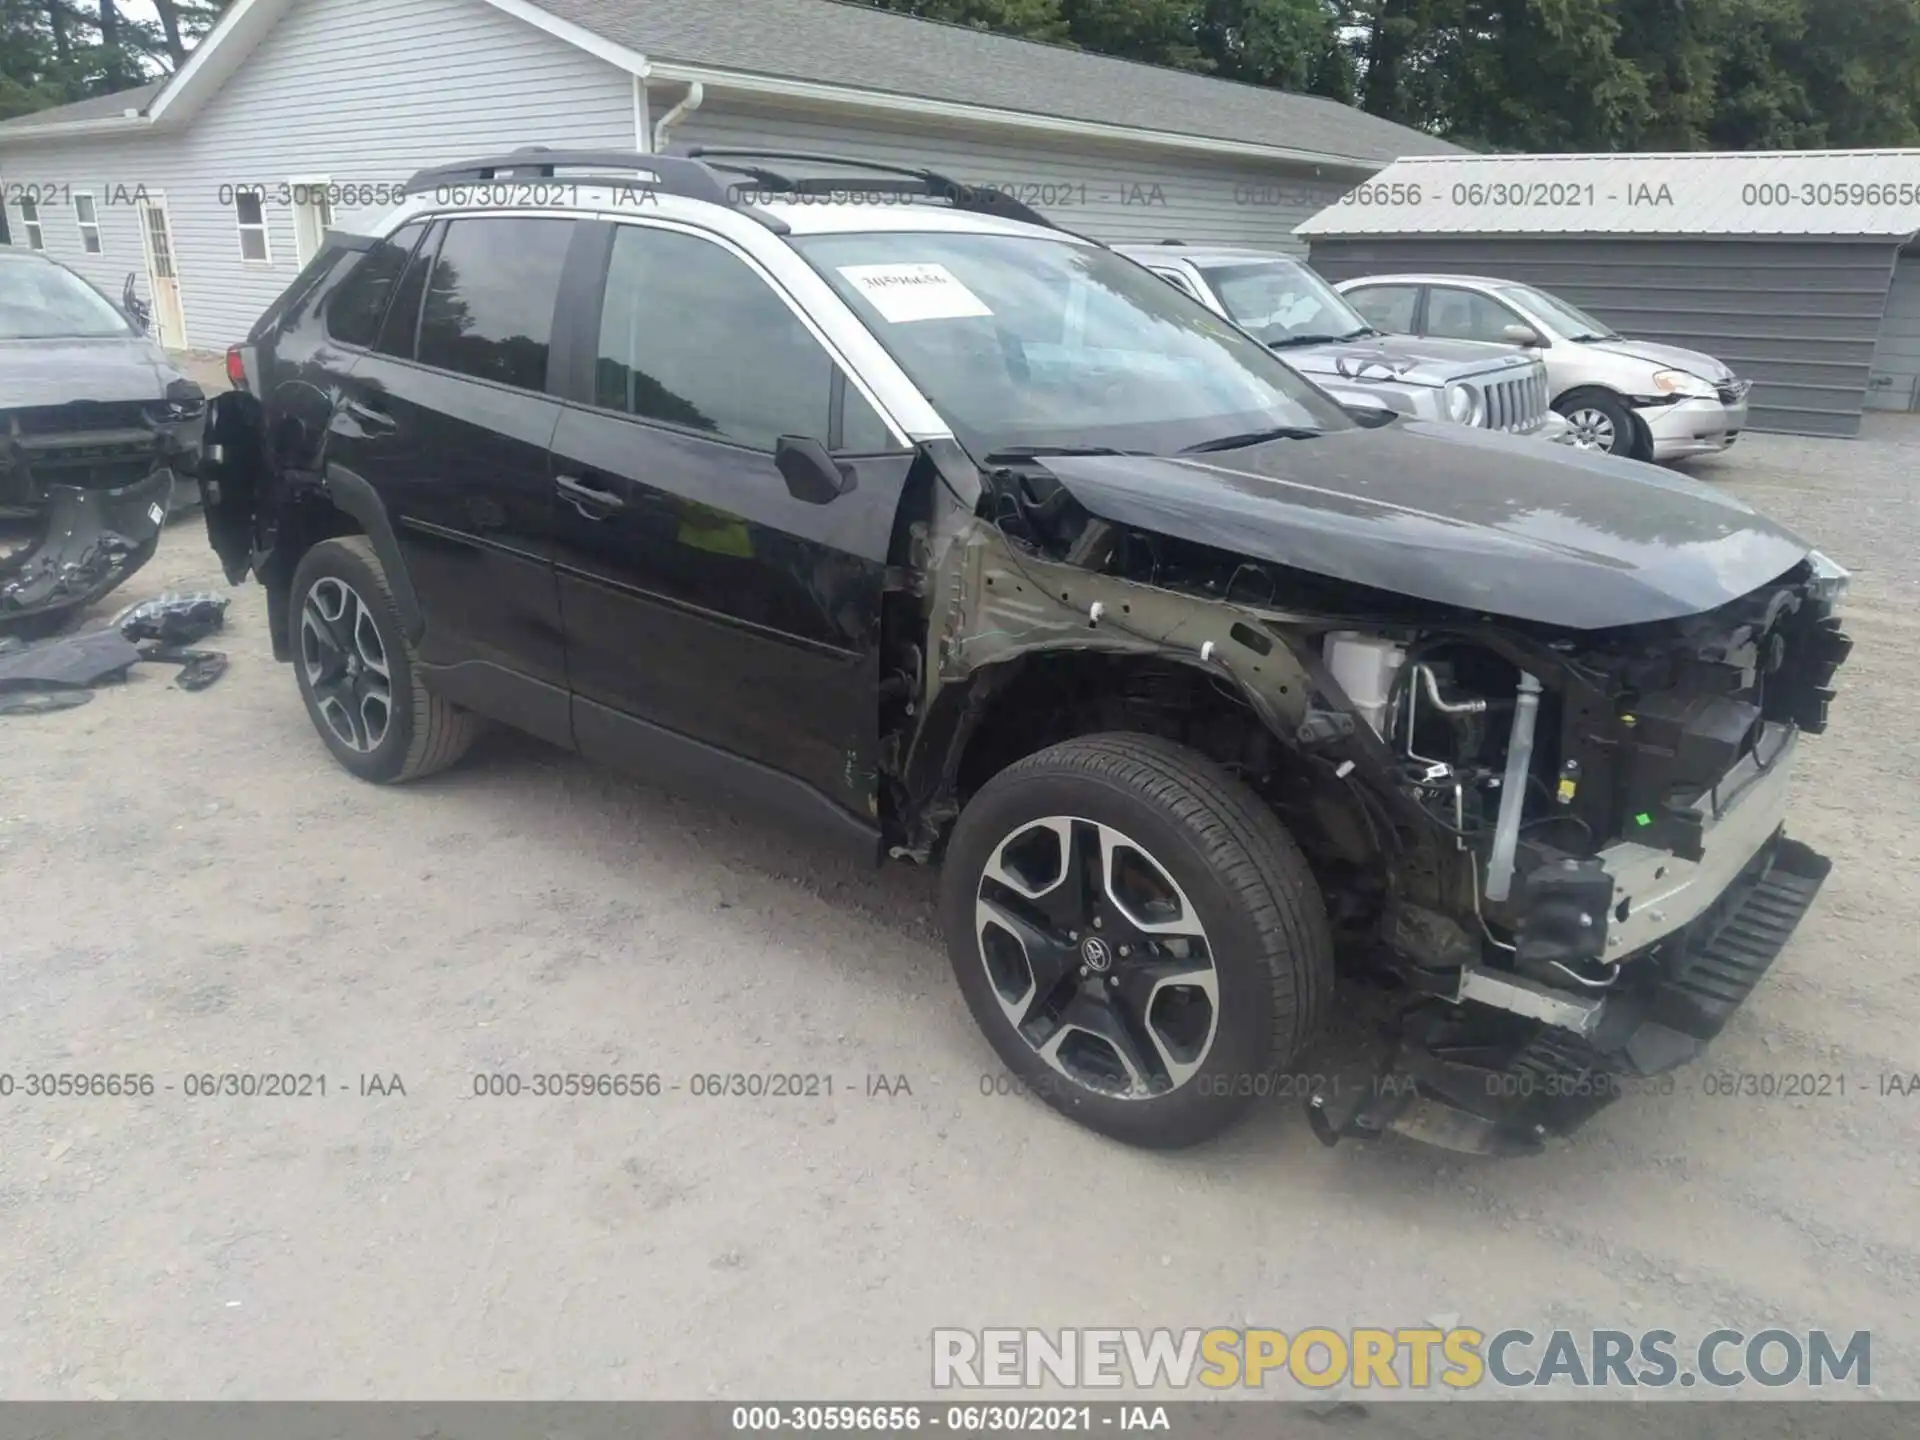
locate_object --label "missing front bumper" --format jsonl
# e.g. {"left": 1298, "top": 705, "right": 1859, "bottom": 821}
{"left": 1308, "top": 832, "right": 1831, "bottom": 1155}
{"left": 0, "top": 470, "right": 173, "bottom": 636}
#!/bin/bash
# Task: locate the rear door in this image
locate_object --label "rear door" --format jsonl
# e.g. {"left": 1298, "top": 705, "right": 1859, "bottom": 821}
{"left": 328, "top": 213, "right": 575, "bottom": 743}
{"left": 545, "top": 219, "right": 911, "bottom": 833}
{"left": 1343, "top": 281, "right": 1422, "bottom": 336}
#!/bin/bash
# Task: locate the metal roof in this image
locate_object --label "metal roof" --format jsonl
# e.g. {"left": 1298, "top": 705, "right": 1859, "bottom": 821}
{"left": 534, "top": 0, "right": 1463, "bottom": 167}
{"left": 1295, "top": 149, "right": 1920, "bottom": 239}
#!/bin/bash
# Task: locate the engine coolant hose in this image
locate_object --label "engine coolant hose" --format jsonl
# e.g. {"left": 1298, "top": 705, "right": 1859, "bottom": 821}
{"left": 1483, "top": 671, "right": 1543, "bottom": 904}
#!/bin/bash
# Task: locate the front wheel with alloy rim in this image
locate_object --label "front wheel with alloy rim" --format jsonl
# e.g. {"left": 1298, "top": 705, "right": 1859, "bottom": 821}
{"left": 939, "top": 733, "right": 1333, "bottom": 1148}
{"left": 1554, "top": 390, "right": 1640, "bottom": 458}
{"left": 289, "top": 536, "right": 481, "bottom": 783}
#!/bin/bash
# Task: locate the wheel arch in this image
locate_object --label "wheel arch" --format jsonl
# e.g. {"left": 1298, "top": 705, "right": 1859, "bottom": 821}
{"left": 894, "top": 647, "right": 1376, "bottom": 873}
{"left": 263, "top": 465, "right": 416, "bottom": 663}
{"left": 1552, "top": 384, "right": 1652, "bottom": 460}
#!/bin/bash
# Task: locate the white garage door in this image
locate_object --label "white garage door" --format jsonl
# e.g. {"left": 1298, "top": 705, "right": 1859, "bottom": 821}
{"left": 1867, "top": 252, "right": 1920, "bottom": 411}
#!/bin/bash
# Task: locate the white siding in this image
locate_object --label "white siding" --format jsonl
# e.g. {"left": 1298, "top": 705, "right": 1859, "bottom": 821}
{"left": 0, "top": 0, "right": 635, "bottom": 348}
{"left": 674, "top": 100, "right": 1351, "bottom": 255}
{"left": 1867, "top": 253, "right": 1920, "bottom": 412}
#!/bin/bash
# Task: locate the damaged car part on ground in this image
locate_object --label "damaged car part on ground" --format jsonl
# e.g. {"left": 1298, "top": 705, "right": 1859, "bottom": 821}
{"left": 193, "top": 145, "right": 1852, "bottom": 1155}
{"left": 0, "top": 590, "right": 229, "bottom": 716}
{"left": 0, "top": 250, "right": 206, "bottom": 637}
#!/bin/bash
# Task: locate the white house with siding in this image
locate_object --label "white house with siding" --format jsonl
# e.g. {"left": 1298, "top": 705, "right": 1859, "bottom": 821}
{"left": 0, "top": 0, "right": 1455, "bottom": 353}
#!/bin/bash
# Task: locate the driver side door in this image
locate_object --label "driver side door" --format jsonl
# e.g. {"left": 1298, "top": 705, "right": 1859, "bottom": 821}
{"left": 546, "top": 220, "right": 915, "bottom": 851}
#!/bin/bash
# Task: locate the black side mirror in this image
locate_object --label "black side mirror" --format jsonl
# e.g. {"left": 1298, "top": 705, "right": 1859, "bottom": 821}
{"left": 775, "top": 435, "right": 855, "bottom": 505}
{"left": 122, "top": 273, "right": 151, "bottom": 332}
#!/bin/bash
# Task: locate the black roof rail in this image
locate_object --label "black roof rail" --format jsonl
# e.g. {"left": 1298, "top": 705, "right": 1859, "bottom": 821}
{"left": 401, "top": 147, "right": 737, "bottom": 205}
{"left": 674, "top": 146, "right": 1062, "bottom": 231}
{"left": 398, "top": 146, "right": 796, "bottom": 232}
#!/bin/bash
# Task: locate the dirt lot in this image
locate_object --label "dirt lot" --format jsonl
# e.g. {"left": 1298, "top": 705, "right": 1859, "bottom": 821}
{"left": 1, "top": 409, "right": 1916, "bottom": 1402}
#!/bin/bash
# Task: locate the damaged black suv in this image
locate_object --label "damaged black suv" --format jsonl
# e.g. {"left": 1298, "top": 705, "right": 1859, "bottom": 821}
{"left": 197, "top": 148, "right": 1852, "bottom": 1154}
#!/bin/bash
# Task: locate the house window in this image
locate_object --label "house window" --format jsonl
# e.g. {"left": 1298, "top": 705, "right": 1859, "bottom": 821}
{"left": 234, "top": 189, "right": 271, "bottom": 263}
{"left": 20, "top": 197, "right": 45, "bottom": 250}
{"left": 75, "top": 193, "right": 102, "bottom": 253}
{"left": 0, "top": 207, "right": 11, "bottom": 246}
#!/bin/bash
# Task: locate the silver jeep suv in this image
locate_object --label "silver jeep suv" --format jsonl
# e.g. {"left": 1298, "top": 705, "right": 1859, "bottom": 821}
{"left": 1117, "top": 243, "right": 1570, "bottom": 443}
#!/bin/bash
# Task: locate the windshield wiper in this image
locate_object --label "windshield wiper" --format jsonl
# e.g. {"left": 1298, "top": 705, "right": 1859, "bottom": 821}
{"left": 984, "top": 444, "right": 1148, "bottom": 461}
{"left": 1266, "top": 334, "right": 1347, "bottom": 350}
{"left": 1571, "top": 331, "right": 1620, "bottom": 343}
{"left": 1335, "top": 326, "right": 1379, "bottom": 340}
{"left": 1178, "top": 426, "right": 1323, "bottom": 454}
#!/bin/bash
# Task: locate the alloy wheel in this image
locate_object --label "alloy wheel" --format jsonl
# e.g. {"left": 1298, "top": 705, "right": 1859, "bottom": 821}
{"left": 1564, "top": 406, "right": 1618, "bottom": 452}
{"left": 300, "top": 576, "right": 392, "bottom": 753}
{"left": 974, "top": 816, "right": 1219, "bottom": 1099}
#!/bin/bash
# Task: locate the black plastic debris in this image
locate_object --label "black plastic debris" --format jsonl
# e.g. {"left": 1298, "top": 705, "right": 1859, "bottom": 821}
{"left": 139, "top": 643, "right": 228, "bottom": 691}
{"left": 0, "top": 627, "right": 143, "bottom": 717}
{"left": 113, "top": 590, "right": 229, "bottom": 645}
{"left": 0, "top": 687, "right": 93, "bottom": 717}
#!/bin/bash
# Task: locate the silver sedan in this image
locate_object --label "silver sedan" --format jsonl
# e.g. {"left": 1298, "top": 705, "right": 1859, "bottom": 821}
{"left": 1336, "top": 273, "right": 1749, "bottom": 462}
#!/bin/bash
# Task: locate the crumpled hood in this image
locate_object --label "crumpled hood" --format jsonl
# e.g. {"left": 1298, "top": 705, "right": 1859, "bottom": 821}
{"left": 1585, "top": 336, "right": 1733, "bottom": 382}
{"left": 0, "top": 335, "right": 177, "bottom": 409}
{"left": 1283, "top": 333, "right": 1536, "bottom": 389}
{"left": 1037, "top": 420, "right": 1810, "bottom": 631}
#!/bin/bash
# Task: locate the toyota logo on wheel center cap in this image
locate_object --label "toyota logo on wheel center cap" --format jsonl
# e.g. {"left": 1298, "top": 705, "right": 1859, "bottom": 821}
{"left": 1081, "top": 936, "right": 1113, "bottom": 972}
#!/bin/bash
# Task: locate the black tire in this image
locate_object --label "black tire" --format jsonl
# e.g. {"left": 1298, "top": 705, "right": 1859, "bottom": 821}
{"left": 939, "top": 732, "right": 1333, "bottom": 1149}
{"left": 1554, "top": 389, "right": 1642, "bottom": 459}
{"left": 288, "top": 536, "right": 479, "bottom": 783}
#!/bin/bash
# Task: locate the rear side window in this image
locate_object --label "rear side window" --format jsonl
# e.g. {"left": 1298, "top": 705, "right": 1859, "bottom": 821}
{"left": 416, "top": 216, "right": 573, "bottom": 392}
{"left": 593, "top": 224, "right": 834, "bottom": 450}
{"left": 325, "top": 222, "right": 426, "bottom": 348}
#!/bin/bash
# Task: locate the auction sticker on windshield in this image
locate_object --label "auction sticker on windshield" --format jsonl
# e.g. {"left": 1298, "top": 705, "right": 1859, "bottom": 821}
{"left": 838, "top": 263, "right": 993, "bottom": 323}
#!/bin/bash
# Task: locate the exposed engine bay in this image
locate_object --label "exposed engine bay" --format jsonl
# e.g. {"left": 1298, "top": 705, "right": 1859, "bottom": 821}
{"left": 886, "top": 444, "right": 1854, "bottom": 1155}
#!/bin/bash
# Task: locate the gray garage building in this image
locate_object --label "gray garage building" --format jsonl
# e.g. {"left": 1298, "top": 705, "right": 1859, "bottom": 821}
{"left": 1296, "top": 150, "right": 1920, "bottom": 437}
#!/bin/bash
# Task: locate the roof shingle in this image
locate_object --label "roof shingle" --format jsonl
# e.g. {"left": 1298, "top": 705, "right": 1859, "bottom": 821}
{"left": 536, "top": 0, "right": 1460, "bottom": 166}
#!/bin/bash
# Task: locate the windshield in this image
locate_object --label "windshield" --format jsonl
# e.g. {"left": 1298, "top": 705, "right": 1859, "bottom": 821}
{"left": 1498, "top": 284, "right": 1617, "bottom": 341}
{"left": 0, "top": 258, "right": 133, "bottom": 340}
{"left": 1199, "top": 260, "right": 1373, "bottom": 347}
{"left": 792, "top": 233, "right": 1349, "bottom": 458}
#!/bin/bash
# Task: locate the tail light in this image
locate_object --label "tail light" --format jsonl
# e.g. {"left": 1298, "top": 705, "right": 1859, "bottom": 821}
{"left": 225, "top": 346, "right": 247, "bottom": 389}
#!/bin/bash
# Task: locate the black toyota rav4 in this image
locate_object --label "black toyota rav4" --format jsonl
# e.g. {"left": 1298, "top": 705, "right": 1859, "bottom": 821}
{"left": 197, "top": 148, "right": 1852, "bottom": 1155}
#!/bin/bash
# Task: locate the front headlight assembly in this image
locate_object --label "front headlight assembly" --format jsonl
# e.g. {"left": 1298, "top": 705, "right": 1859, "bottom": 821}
{"left": 1443, "top": 382, "right": 1483, "bottom": 426}
{"left": 1806, "top": 549, "right": 1851, "bottom": 608}
{"left": 1652, "top": 369, "right": 1717, "bottom": 400}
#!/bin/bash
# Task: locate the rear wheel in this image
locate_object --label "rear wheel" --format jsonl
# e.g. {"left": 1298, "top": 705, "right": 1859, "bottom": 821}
{"left": 939, "top": 733, "right": 1332, "bottom": 1148}
{"left": 289, "top": 536, "right": 479, "bottom": 783}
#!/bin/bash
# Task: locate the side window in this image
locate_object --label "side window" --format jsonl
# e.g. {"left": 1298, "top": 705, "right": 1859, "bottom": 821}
{"left": 374, "top": 220, "right": 443, "bottom": 359}
{"left": 593, "top": 224, "right": 838, "bottom": 451}
{"left": 1346, "top": 284, "right": 1418, "bottom": 333}
{"left": 325, "top": 221, "right": 426, "bottom": 348}
{"left": 74, "top": 194, "right": 102, "bottom": 254}
{"left": 1425, "top": 287, "right": 1522, "bottom": 344}
{"left": 416, "top": 216, "right": 573, "bottom": 392}
{"left": 839, "top": 381, "right": 896, "bottom": 454}
{"left": 235, "top": 189, "right": 271, "bottom": 263}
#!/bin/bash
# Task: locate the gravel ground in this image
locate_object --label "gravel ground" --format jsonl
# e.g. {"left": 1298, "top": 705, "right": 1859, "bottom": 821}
{"left": 1, "top": 409, "right": 1916, "bottom": 1403}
